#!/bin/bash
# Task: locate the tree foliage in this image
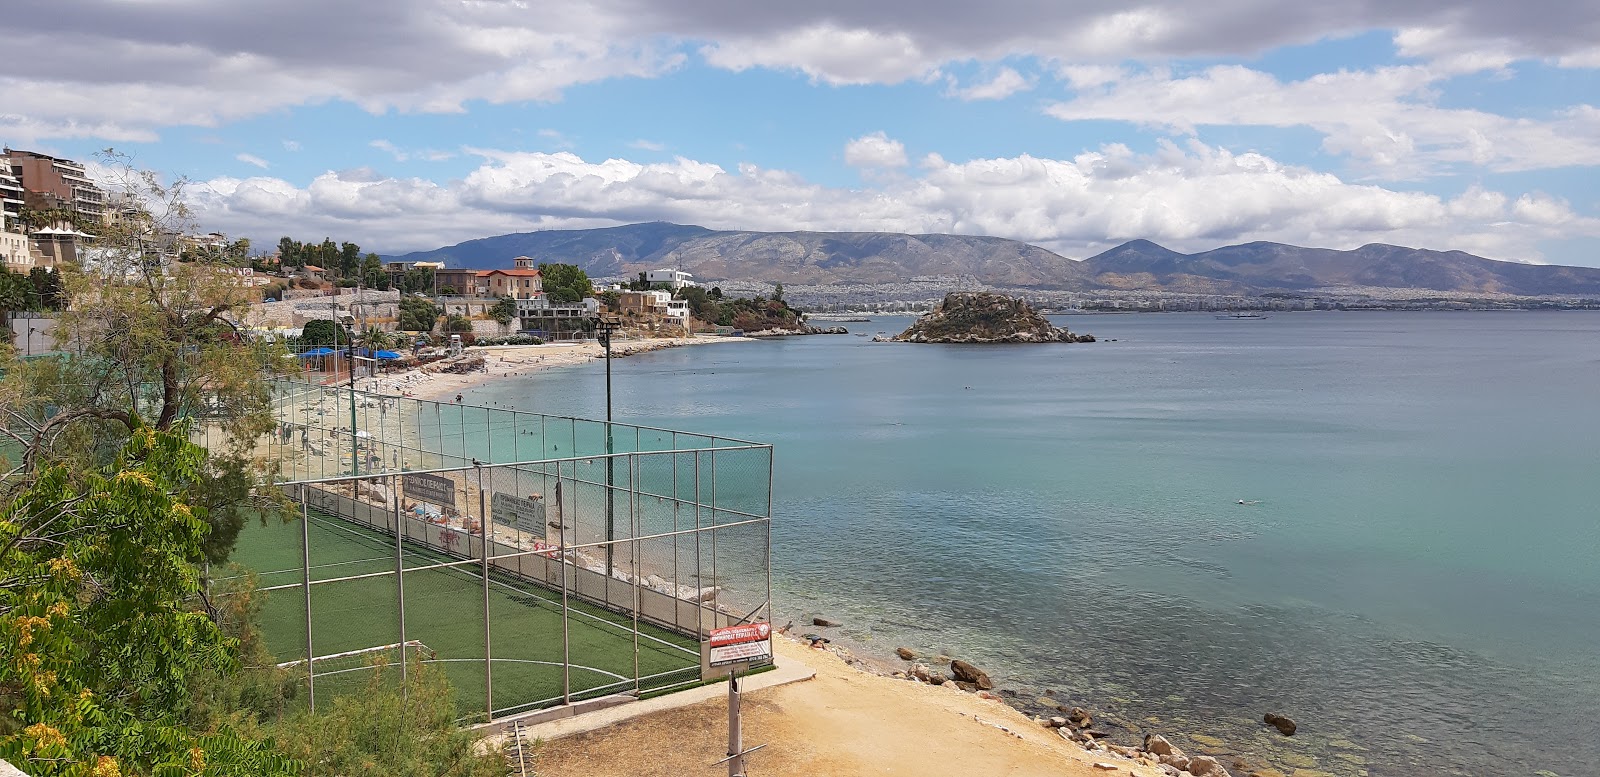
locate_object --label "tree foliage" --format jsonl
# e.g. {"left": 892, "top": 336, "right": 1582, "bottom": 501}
{"left": 297, "top": 319, "right": 350, "bottom": 349}
{"left": 678, "top": 286, "right": 804, "bottom": 331}
{"left": 489, "top": 296, "right": 517, "bottom": 326}
{"left": 0, "top": 429, "right": 298, "bottom": 776}
{"left": 0, "top": 150, "right": 290, "bottom": 557}
{"left": 538, "top": 263, "right": 591, "bottom": 304}
{"left": 397, "top": 295, "right": 438, "bottom": 332}
{"left": 268, "top": 662, "right": 504, "bottom": 777}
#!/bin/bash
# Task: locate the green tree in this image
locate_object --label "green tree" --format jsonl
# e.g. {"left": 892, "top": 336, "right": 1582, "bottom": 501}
{"left": 772, "top": 282, "right": 784, "bottom": 302}
{"left": 359, "top": 326, "right": 395, "bottom": 350}
{"left": 397, "top": 295, "right": 437, "bottom": 332}
{"left": 445, "top": 315, "right": 474, "bottom": 333}
{"left": 29, "top": 268, "right": 64, "bottom": 311}
{"left": 0, "top": 429, "right": 297, "bottom": 776}
{"left": 299, "top": 319, "right": 350, "bottom": 348}
{"left": 489, "top": 296, "right": 517, "bottom": 326}
{"left": 538, "top": 263, "right": 592, "bottom": 304}
{"left": 268, "top": 661, "right": 504, "bottom": 777}
{"left": 0, "top": 151, "right": 288, "bottom": 500}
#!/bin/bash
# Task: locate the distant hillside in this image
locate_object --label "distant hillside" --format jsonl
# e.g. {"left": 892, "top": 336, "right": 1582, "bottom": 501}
{"left": 1081, "top": 240, "right": 1600, "bottom": 296}
{"left": 385, "top": 222, "right": 1092, "bottom": 287}
{"left": 385, "top": 223, "right": 1600, "bottom": 296}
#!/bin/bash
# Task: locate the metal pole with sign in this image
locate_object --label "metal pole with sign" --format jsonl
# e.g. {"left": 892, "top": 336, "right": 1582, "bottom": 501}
{"left": 702, "top": 622, "right": 772, "bottom": 777}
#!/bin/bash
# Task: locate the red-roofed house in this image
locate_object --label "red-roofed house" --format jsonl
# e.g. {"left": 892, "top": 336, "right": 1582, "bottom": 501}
{"left": 477, "top": 256, "right": 544, "bottom": 299}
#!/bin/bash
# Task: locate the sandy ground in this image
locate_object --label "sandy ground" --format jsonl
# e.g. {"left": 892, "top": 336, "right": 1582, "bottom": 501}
{"left": 530, "top": 637, "right": 1166, "bottom": 777}
{"left": 354, "top": 336, "right": 755, "bottom": 402}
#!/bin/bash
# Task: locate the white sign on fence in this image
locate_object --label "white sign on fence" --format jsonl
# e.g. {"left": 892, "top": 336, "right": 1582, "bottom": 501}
{"left": 490, "top": 492, "right": 545, "bottom": 538}
{"left": 702, "top": 622, "right": 773, "bottom": 679}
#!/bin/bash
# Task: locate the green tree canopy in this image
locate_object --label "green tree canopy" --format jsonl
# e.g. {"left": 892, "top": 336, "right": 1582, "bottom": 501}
{"left": 489, "top": 296, "right": 518, "bottom": 326}
{"left": 397, "top": 295, "right": 437, "bottom": 332}
{"left": 0, "top": 429, "right": 297, "bottom": 776}
{"left": 538, "top": 263, "right": 592, "bottom": 304}
{"left": 299, "top": 319, "right": 351, "bottom": 348}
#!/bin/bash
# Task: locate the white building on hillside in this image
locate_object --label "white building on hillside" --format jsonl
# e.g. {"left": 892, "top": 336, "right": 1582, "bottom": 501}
{"left": 646, "top": 269, "right": 696, "bottom": 291}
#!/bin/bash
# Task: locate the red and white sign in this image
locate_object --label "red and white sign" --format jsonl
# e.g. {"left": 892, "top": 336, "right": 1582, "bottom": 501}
{"left": 706, "top": 623, "right": 773, "bottom": 668}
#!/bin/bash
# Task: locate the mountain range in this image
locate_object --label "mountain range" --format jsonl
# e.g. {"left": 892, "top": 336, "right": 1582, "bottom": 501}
{"left": 385, "top": 223, "right": 1600, "bottom": 297}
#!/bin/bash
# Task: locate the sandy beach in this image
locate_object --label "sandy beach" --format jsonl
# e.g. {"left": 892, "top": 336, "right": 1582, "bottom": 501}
{"left": 530, "top": 635, "right": 1173, "bottom": 777}
{"left": 353, "top": 335, "right": 756, "bottom": 402}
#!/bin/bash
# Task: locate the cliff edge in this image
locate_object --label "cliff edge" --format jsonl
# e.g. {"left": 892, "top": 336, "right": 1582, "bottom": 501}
{"left": 892, "top": 292, "right": 1094, "bottom": 343}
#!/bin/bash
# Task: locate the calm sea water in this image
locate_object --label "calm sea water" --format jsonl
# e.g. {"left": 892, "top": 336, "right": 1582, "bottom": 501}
{"left": 467, "top": 312, "right": 1600, "bottom": 777}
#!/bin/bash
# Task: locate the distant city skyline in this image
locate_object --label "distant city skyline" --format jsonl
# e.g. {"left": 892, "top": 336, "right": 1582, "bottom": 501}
{"left": 6, "top": 1, "right": 1599, "bottom": 266}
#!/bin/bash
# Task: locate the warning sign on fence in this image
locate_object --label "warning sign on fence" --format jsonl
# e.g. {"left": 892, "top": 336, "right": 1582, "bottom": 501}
{"left": 402, "top": 473, "right": 456, "bottom": 508}
{"left": 490, "top": 492, "right": 545, "bottom": 538}
{"left": 703, "top": 622, "right": 773, "bottom": 675}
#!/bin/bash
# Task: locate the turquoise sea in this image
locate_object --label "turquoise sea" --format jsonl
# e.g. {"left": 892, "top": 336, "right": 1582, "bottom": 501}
{"left": 466, "top": 311, "right": 1600, "bottom": 777}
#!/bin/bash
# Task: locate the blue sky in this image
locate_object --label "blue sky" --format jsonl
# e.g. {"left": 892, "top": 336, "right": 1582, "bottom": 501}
{"left": 6, "top": 1, "right": 1598, "bottom": 266}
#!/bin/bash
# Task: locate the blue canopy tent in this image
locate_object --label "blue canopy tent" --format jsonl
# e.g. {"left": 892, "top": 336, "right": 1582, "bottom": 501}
{"left": 298, "top": 347, "right": 335, "bottom": 357}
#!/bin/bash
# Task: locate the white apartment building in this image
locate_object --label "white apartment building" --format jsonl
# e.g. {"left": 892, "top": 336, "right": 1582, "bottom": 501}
{"left": 645, "top": 269, "right": 696, "bottom": 291}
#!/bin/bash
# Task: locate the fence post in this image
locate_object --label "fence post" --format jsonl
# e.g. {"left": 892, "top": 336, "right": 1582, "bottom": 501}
{"left": 479, "top": 462, "right": 493, "bottom": 721}
{"left": 301, "top": 486, "right": 315, "bottom": 712}
{"left": 393, "top": 472, "right": 407, "bottom": 695}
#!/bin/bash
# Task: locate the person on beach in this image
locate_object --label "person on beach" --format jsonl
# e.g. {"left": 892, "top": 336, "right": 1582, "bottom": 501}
{"left": 456, "top": 394, "right": 463, "bottom": 403}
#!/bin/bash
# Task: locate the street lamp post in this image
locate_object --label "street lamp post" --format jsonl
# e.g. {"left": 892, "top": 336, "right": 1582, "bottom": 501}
{"left": 595, "top": 314, "right": 621, "bottom": 577}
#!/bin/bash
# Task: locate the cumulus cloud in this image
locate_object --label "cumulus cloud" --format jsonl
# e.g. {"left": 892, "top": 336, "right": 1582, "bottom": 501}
{"left": 10, "top": 0, "right": 1598, "bottom": 145}
{"left": 235, "top": 153, "right": 270, "bottom": 169}
{"left": 1047, "top": 64, "right": 1600, "bottom": 176}
{"left": 186, "top": 144, "right": 1597, "bottom": 264}
{"left": 843, "top": 132, "right": 909, "bottom": 168}
{"left": 947, "top": 67, "right": 1032, "bottom": 101}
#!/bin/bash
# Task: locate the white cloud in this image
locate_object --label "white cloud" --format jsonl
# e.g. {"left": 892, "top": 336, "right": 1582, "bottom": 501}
{"left": 947, "top": 67, "right": 1032, "bottom": 101}
{"left": 186, "top": 143, "right": 1598, "bottom": 265}
{"left": 370, "top": 139, "right": 406, "bottom": 161}
{"left": 235, "top": 153, "right": 270, "bottom": 169}
{"left": 700, "top": 24, "right": 934, "bottom": 85}
{"left": 4, "top": 0, "right": 1599, "bottom": 147}
{"left": 628, "top": 139, "right": 667, "bottom": 151}
{"left": 1047, "top": 64, "right": 1600, "bottom": 176}
{"left": 843, "top": 132, "right": 909, "bottom": 169}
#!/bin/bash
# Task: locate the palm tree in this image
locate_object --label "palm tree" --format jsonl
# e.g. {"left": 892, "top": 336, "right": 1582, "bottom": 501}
{"left": 360, "top": 326, "right": 394, "bottom": 351}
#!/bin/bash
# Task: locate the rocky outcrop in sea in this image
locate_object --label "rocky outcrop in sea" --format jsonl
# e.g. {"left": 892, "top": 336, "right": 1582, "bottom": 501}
{"left": 891, "top": 292, "right": 1094, "bottom": 343}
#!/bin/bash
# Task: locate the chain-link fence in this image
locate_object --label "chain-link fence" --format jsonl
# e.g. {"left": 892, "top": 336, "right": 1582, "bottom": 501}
{"left": 225, "top": 380, "right": 773, "bottom": 722}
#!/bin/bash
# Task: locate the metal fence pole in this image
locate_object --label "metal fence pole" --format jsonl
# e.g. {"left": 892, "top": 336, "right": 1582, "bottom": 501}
{"left": 558, "top": 473, "right": 571, "bottom": 705}
{"left": 631, "top": 454, "right": 641, "bottom": 695}
{"left": 765, "top": 446, "right": 774, "bottom": 626}
{"left": 694, "top": 452, "right": 703, "bottom": 638}
{"left": 301, "top": 487, "right": 315, "bottom": 712}
{"left": 392, "top": 473, "right": 407, "bottom": 694}
{"left": 478, "top": 463, "right": 493, "bottom": 720}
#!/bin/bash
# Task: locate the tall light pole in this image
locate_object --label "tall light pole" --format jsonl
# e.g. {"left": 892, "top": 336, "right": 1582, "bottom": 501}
{"left": 595, "top": 314, "right": 621, "bottom": 577}
{"left": 350, "top": 282, "right": 361, "bottom": 477}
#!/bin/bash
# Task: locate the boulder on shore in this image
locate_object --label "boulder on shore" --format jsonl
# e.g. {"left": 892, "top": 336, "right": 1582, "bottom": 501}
{"left": 811, "top": 616, "right": 841, "bottom": 627}
{"left": 894, "top": 647, "right": 916, "bottom": 660}
{"left": 1263, "top": 712, "right": 1297, "bottom": 736}
{"left": 949, "top": 659, "right": 995, "bottom": 690}
{"left": 892, "top": 292, "right": 1095, "bottom": 344}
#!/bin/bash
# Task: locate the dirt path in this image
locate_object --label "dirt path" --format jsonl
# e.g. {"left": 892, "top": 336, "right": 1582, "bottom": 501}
{"left": 532, "top": 638, "right": 1164, "bottom": 777}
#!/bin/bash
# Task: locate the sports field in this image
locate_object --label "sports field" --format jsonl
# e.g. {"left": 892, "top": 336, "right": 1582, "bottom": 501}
{"left": 227, "top": 509, "right": 703, "bottom": 718}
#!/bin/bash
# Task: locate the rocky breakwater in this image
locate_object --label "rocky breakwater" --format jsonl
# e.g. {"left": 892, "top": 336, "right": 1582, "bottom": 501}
{"left": 744, "top": 324, "right": 849, "bottom": 337}
{"left": 890, "top": 292, "right": 1094, "bottom": 343}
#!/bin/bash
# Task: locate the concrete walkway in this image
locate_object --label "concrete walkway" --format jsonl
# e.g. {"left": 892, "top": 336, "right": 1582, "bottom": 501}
{"left": 498, "top": 659, "right": 816, "bottom": 744}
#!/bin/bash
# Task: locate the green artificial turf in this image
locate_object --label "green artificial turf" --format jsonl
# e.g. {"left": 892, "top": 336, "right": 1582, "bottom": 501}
{"left": 226, "top": 510, "right": 702, "bottom": 717}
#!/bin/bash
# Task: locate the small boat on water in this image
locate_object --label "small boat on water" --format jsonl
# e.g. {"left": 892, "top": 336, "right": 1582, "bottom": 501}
{"left": 1215, "top": 312, "right": 1269, "bottom": 320}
